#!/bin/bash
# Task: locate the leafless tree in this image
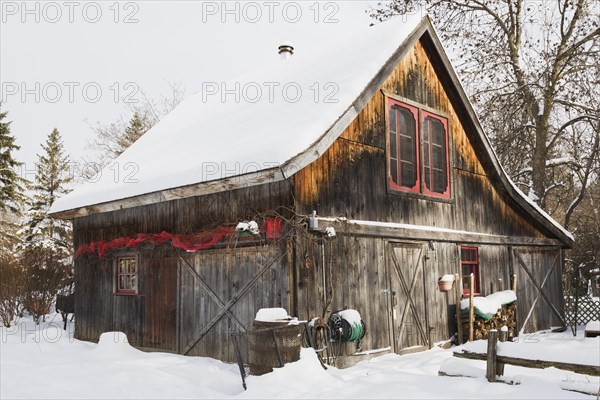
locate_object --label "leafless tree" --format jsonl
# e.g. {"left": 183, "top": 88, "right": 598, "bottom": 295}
{"left": 84, "top": 82, "right": 186, "bottom": 172}
{"left": 370, "top": 0, "right": 600, "bottom": 209}
{"left": 370, "top": 1, "right": 600, "bottom": 275}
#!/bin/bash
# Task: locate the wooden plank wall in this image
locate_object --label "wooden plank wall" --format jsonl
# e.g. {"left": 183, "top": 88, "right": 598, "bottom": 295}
{"left": 426, "top": 242, "right": 460, "bottom": 342}
{"left": 292, "top": 39, "right": 549, "bottom": 240}
{"left": 75, "top": 248, "right": 177, "bottom": 351}
{"left": 290, "top": 37, "right": 568, "bottom": 357}
{"left": 513, "top": 247, "right": 564, "bottom": 333}
{"left": 295, "top": 234, "right": 391, "bottom": 355}
{"left": 73, "top": 181, "right": 293, "bottom": 249}
{"left": 180, "top": 246, "right": 288, "bottom": 362}
{"left": 144, "top": 254, "right": 177, "bottom": 351}
{"left": 73, "top": 181, "right": 293, "bottom": 352}
{"left": 479, "top": 245, "right": 511, "bottom": 295}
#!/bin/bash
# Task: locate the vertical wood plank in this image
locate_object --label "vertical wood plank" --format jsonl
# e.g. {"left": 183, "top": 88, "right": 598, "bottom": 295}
{"left": 469, "top": 273, "right": 475, "bottom": 342}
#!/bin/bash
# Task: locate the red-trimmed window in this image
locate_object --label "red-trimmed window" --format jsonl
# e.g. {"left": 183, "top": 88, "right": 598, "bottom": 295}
{"left": 422, "top": 112, "right": 450, "bottom": 198}
{"left": 461, "top": 246, "right": 480, "bottom": 296}
{"left": 387, "top": 99, "right": 450, "bottom": 198}
{"left": 388, "top": 99, "right": 420, "bottom": 192}
{"left": 116, "top": 256, "right": 138, "bottom": 295}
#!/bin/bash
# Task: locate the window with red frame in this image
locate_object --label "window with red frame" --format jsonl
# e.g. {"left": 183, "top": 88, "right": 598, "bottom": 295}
{"left": 422, "top": 112, "right": 450, "bottom": 197}
{"left": 461, "top": 246, "right": 480, "bottom": 296}
{"left": 388, "top": 101, "right": 419, "bottom": 192}
{"left": 116, "top": 255, "right": 138, "bottom": 294}
{"left": 387, "top": 98, "right": 450, "bottom": 198}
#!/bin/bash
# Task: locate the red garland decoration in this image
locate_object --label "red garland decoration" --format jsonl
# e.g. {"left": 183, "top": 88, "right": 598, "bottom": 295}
{"left": 75, "top": 227, "right": 235, "bottom": 259}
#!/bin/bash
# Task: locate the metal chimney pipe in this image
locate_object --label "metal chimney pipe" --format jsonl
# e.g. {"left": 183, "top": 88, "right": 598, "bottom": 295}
{"left": 278, "top": 43, "right": 294, "bottom": 60}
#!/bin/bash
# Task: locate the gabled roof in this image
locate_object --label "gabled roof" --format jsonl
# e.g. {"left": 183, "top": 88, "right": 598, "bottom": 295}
{"left": 50, "top": 15, "right": 574, "bottom": 247}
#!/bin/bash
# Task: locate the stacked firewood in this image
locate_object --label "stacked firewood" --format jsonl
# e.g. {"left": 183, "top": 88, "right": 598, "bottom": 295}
{"left": 461, "top": 302, "right": 517, "bottom": 342}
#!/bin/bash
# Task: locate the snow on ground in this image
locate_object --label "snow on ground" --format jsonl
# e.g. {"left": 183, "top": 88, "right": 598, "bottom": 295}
{"left": 1, "top": 315, "right": 599, "bottom": 399}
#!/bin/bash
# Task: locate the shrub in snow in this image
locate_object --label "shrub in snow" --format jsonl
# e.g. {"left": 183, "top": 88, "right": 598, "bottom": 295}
{"left": 0, "top": 252, "right": 25, "bottom": 327}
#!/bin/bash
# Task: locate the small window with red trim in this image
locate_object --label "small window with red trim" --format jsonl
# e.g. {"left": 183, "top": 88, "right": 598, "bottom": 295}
{"left": 116, "top": 255, "right": 138, "bottom": 295}
{"left": 461, "top": 246, "right": 480, "bottom": 296}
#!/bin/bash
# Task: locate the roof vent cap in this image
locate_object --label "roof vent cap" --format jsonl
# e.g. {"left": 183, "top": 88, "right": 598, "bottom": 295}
{"left": 278, "top": 42, "right": 294, "bottom": 60}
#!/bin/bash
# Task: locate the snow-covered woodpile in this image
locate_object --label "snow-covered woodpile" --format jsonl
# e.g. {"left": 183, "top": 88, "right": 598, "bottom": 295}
{"left": 460, "top": 290, "right": 517, "bottom": 341}
{"left": 461, "top": 302, "right": 517, "bottom": 342}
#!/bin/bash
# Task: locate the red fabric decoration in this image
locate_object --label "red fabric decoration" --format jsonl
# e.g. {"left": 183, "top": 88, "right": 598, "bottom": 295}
{"left": 265, "top": 217, "right": 283, "bottom": 239}
{"left": 75, "top": 227, "right": 235, "bottom": 259}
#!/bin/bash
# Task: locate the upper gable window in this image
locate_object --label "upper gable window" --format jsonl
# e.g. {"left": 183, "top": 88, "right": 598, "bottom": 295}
{"left": 387, "top": 98, "right": 450, "bottom": 199}
{"left": 388, "top": 102, "right": 419, "bottom": 192}
{"left": 422, "top": 111, "right": 450, "bottom": 197}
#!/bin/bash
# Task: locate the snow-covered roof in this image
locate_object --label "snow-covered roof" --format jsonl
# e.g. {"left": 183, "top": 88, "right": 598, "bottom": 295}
{"left": 50, "top": 15, "right": 424, "bottom": 215}
{"left": 49, "top": 14, "right": 573, "bottom": 246}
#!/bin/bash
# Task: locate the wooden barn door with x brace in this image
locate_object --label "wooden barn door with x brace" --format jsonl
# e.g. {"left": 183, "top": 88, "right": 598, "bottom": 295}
{"left": 387, "top": 242, "right": 431, "bottom": 354}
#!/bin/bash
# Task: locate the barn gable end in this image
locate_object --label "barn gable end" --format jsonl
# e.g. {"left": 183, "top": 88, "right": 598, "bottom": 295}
{"left": 294, "top": 36, "right": 555, "bottom": 241}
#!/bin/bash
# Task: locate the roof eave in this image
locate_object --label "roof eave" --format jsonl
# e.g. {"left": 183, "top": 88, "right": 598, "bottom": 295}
{"left": 50, "top": 167, "right": 286, "bottom": 220}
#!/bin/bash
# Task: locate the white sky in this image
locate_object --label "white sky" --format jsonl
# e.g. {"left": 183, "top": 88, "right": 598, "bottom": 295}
{"left": 0, "top": 0, "right": 403, "bottom": 182}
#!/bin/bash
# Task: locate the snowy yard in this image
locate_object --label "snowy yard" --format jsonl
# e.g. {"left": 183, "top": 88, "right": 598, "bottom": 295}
{"left": 1, "top": 315, "right": 598, "bottom": 399}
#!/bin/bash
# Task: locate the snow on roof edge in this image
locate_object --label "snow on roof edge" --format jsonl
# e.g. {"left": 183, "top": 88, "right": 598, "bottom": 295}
{"left": 50, "top": 14, "right": 427, "bottom": 216}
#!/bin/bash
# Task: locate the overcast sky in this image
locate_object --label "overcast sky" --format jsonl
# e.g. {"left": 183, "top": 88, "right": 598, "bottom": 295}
{"left": 0, "top": 0, "right": 424, "bottom": 183}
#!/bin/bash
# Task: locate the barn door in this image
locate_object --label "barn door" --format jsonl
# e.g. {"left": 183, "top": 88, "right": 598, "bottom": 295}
{"left": 387, "top": 242, "right": 430, "bottom": 354}
{"left": 512, "top": 247, "right": 565, "bottom": 334}
{"left": 177, "top": 247, "right": 287, "bottom": 362}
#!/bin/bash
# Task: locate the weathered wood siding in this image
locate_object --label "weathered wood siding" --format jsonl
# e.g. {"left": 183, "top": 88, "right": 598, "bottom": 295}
{"left": 296, "top": 235, "right": 391, "bottom": 354}
{"left": 512, "top": 247, "right": 564, "bottom": 333}
{"left": 292, "top": 37, "right": 566, "bottom": 357}
{"left": 293, "top": 38, "right": 549, "bottom": 240}
{"left": 73, "top": 181, "right": 293, "bottom": 353}
{"left": 179, "top": 245, "right": 289, "bottom": 362}
{"left": 75, "top": 248, "right": 177, "bottom": 351}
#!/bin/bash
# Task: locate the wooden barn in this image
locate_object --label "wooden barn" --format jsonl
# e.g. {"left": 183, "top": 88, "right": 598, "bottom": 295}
{"left": 50, "top": 15, "right": 574, "bottom": 365}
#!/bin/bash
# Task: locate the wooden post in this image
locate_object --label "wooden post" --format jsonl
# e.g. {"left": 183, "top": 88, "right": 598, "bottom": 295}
{"left": 455, "top": 273, "right": 463, "bottom": 345}
{"left": 486, "top": 329, "right": 498, "bottom": 382}
{"left": 498, "top": 278, "right": 503, "bottom": 291}
{"left": 497, "top": 329, "right": 508, "bottom": 376}
{"left": 511, "top": 273, "right": 518, "bottom": 336}
{"left": 469, "top": 273, "right": 475, "bottom": 342}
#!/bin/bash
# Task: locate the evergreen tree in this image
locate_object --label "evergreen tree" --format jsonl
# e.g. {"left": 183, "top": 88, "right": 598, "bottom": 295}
{"left": 20, "top": 128, "right": 73, "bottom": 255}
{"left": 19, "top": 128, "right": 73, "bottom": 323}
{"left": 115, "top": 112, "right": 149, "bottom": 157}
{"left": 0, "top": 108, "right": 26, "bottom": 254}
